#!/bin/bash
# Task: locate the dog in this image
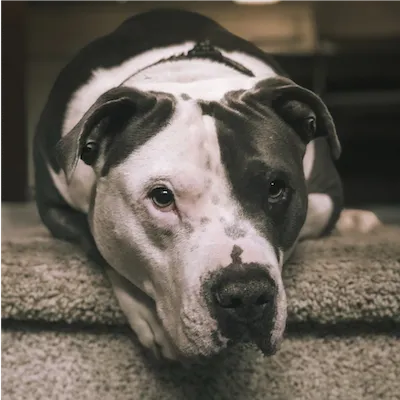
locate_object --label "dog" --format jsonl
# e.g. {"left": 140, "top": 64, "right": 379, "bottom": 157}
{"left": 33, "top": 9, "right": 379, "bottom": 363}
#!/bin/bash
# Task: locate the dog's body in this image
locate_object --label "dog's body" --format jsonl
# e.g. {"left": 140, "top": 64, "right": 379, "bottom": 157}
{"left": 34, "top": 9, "right": 345, "bottom": 362}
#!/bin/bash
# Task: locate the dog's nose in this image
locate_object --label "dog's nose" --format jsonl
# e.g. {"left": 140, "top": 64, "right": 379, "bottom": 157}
{"left": 213, "top": 266, "right": 276, "bottom": 323}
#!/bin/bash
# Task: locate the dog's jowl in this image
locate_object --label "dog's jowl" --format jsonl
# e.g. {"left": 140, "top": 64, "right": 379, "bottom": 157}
{"left": 34, "top": 9, "right": 344, "bottom": 362}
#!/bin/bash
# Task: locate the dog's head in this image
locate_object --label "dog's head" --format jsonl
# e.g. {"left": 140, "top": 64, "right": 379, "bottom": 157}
{"left": 56, "top": 76, "right": 340, "bottom": 360}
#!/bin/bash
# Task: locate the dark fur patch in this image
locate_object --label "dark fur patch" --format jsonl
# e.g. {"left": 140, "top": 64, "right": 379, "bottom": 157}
{"left": 230, "top": 244, "right": 243, "bottom": 263}
{"left": 183, "top": 221, "right": 195, "bottom": 234}
{"left": 200, "top": 217, "right": 210, "bottom": 225}
{"left": 224, "top": 224, "right": 246, "bottom": 239}
{"left": 211, "top": 195, "right": 220, "bottom": 205}
{"left": 101, "top": 91, "right": 176, "bottom": 175}
{"left": 52, "top": 87, "right": 176, "bottom": 180}
{"left": 201, "top": 89, "right": 308, "bottom": 252}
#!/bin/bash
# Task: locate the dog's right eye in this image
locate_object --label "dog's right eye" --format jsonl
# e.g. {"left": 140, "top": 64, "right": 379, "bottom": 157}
{"left": 268, "top": 179, "right": 287, "bottom": 203}
{"left": 150, "top": 186, "right": 175, "bottom": 211}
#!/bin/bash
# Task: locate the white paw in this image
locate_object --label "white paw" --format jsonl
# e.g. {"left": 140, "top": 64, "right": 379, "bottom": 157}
{"left": 105, "top": 266, "right": 179, "bottom": 361}
{"left": 129, "top": 308, "right": 178, "bottom": 362}
{"left": 335, "top": 209, "right": 382, "bottom": 234}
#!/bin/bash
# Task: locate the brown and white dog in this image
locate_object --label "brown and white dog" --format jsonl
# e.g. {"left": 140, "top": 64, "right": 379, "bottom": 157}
{"left": 33, "top": 9, "right": 379, "bottom": 363}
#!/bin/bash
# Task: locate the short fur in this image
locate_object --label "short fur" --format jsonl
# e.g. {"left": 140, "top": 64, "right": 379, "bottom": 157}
{"left": 34, "top": 9, "right": 344, "bottom": 362}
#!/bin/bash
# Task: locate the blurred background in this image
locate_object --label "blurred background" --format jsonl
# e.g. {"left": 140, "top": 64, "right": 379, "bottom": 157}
{"left": 2, "top": 1, "right": 400, "bottom": 213}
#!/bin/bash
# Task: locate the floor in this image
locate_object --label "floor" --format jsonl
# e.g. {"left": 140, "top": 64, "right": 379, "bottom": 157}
{"left": 1, "top": 202, "right": 49, "bottom": 241}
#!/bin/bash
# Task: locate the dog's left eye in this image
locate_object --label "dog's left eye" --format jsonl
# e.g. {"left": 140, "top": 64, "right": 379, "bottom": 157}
{"left": 268, "top": 179, "right": 287, "bottom": 203}
{"left": 150, "top": 186, "right": 175, "bottom": 210}
{"left": 304, "top": 116, "right": 316, "bottom": 136}
{"left": 81, "top": 141, "right": 98, "bottom": 165}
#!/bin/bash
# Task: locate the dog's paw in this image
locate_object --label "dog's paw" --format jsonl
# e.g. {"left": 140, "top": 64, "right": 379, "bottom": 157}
{"left": 132, "top": 310, "right": 179, "bottom": 362}
{"left": 335, "top": 209, "right": 382, "bottom": 234}
{"left": 105, "top": 265, "right": 179, "bottom": 362}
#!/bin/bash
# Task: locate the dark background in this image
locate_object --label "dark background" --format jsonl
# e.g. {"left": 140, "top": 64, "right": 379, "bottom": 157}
{"left": 276, "top": 42, "right": 400, "bottom": 207}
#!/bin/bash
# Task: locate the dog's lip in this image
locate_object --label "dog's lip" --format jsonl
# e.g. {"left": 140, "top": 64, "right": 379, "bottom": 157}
{"left": 251, "top": 334, "right": 281, "bottom": 356}
{"left": 246, "top": 319, "right": 280, "bottom": 356}
{"left": 172, "top": 343, "right": 226, "bottom": 367}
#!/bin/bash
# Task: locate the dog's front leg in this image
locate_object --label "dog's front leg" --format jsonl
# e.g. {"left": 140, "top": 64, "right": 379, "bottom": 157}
{"left": 104, "top": 265, "right": 178, "bottom": 361}
{"left": 299, "top": 193, "right": 338, "bottom": 240}
{"left": 335, "top": 208, "right": 382, "bottom": 234}
{"left": 299, "top": 194, "right": 382, "bottom": 240}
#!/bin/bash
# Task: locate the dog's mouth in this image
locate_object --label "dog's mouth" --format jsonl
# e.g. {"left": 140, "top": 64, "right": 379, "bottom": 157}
{"left": 174, "top": 322, "right": 280, "bottom": 367}
{"left": 158, "top": 301, "right": 283, "bottom": 366}
{"left": 247, "top": 321, "right": 282, "bottom": 356}
{"left": 223, "top": 315, "right": 282, "bottom": 356}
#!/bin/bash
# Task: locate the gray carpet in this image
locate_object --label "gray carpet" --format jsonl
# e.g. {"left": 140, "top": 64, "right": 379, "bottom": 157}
{"left": 2, "top": 220, "right": 400, "bottom": 400}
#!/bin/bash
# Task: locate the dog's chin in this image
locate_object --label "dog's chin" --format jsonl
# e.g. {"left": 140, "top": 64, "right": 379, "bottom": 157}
{"left": 170, "top": 338, "right": 226, "bottom": 366}
{"left": 249, "top": 331, "right": 282, "bottom": 356}
{"left": 244, "top": 318, "right": 283, "bottom": 356}
{"left": 172, "top": 339, "right": 280, "bottom": 368}
{"left": 160, "top": 304, "right": 284, "bottom": 365}
{"left": 168, "top": 327, "right": 282, "bottom": 367}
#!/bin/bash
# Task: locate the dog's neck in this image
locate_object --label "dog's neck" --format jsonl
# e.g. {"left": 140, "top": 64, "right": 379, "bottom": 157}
{"left": 121, "top": 41, "right": 254, "bottom": 86}
{"left": 121, "top": 41, "right": 258, "bottom": 100}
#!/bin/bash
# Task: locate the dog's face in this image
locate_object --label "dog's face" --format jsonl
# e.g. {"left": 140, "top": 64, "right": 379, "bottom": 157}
{"left": 56, "top": 77, "right": 340, "bottom": 360}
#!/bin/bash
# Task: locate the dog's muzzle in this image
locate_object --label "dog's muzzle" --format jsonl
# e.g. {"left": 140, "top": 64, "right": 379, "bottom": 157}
{"left": 204, "top": 262, "right": 280, "bottom": 356}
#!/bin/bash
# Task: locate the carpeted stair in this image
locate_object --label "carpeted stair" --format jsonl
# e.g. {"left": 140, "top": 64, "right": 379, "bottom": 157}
{"left": 2, "top": 215, "right": 400, "bottom": 400}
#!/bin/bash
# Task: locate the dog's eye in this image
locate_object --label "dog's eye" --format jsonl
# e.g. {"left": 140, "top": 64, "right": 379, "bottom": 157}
{"left": 81, "top": 141, "right": 98, "bottom": 165}
{"left": 305, "top": 116, "right": 316, "bottom": 136}
{"left": 150, "top": 186, "right": 175, "bottom": 211}
{"left": 268, "top": 180, "right": 287, "bottom": 204}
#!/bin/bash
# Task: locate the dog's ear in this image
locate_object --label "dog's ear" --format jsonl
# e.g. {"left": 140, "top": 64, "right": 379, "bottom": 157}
{"left": 55, "top": 87, "right": 159, "bottom": 183}
{"left": 243, "top": 76, "right": 341, "bottom": 159}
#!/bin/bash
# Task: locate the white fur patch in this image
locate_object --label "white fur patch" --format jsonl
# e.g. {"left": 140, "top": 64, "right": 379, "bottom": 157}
{"left": 303, "top": 140, "right": 315, "bottom": 181}
{"left": 299, "top": 193, "right": 334, "bottom": 240}
{"left": 105, "top": 265, "right": 178, "bottom": 360}
{"left": 62, "top": 43, "right": 278, "bottom": 136}
{"left": 63, "top": 42, "right": 197, "bottom": 135}
{"left": 47, "top": 161, "right": 94, "bottom": 213}
{"left": 128, "top": 70, "right": 260, "bottom": 102}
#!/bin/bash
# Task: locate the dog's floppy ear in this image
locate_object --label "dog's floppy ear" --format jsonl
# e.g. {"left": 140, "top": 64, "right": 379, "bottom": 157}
{"left": 243, "top": 76, "right": 341, "bottom": 159}
{"left": 55, "top": 87, "right": 158, "bottom": 183}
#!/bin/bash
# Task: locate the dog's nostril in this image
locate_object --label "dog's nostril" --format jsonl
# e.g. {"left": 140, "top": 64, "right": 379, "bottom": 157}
{"left": 255, "top": 293, "right": 270, "bottom": 306}
{"left": 216, "top": 293, "right": 243, "bottom": 309}
{"left": 229, "top": 297, "right": 243, "bottom": 308}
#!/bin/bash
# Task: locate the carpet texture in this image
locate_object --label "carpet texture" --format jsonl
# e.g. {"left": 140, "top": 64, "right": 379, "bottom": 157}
{"left": 2, "top": 226, "right": 400, "bottom": 400}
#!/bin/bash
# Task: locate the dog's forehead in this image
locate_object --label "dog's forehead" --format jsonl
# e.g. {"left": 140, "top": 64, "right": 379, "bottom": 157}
{"left": 108, "top": 92, "right": 301, "bottom": 197}
{"left": 135, "top": 98, "right": 222, "bottom": 170}
{"left": 111, "top": 98, "right": 229, "bottom": 197}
